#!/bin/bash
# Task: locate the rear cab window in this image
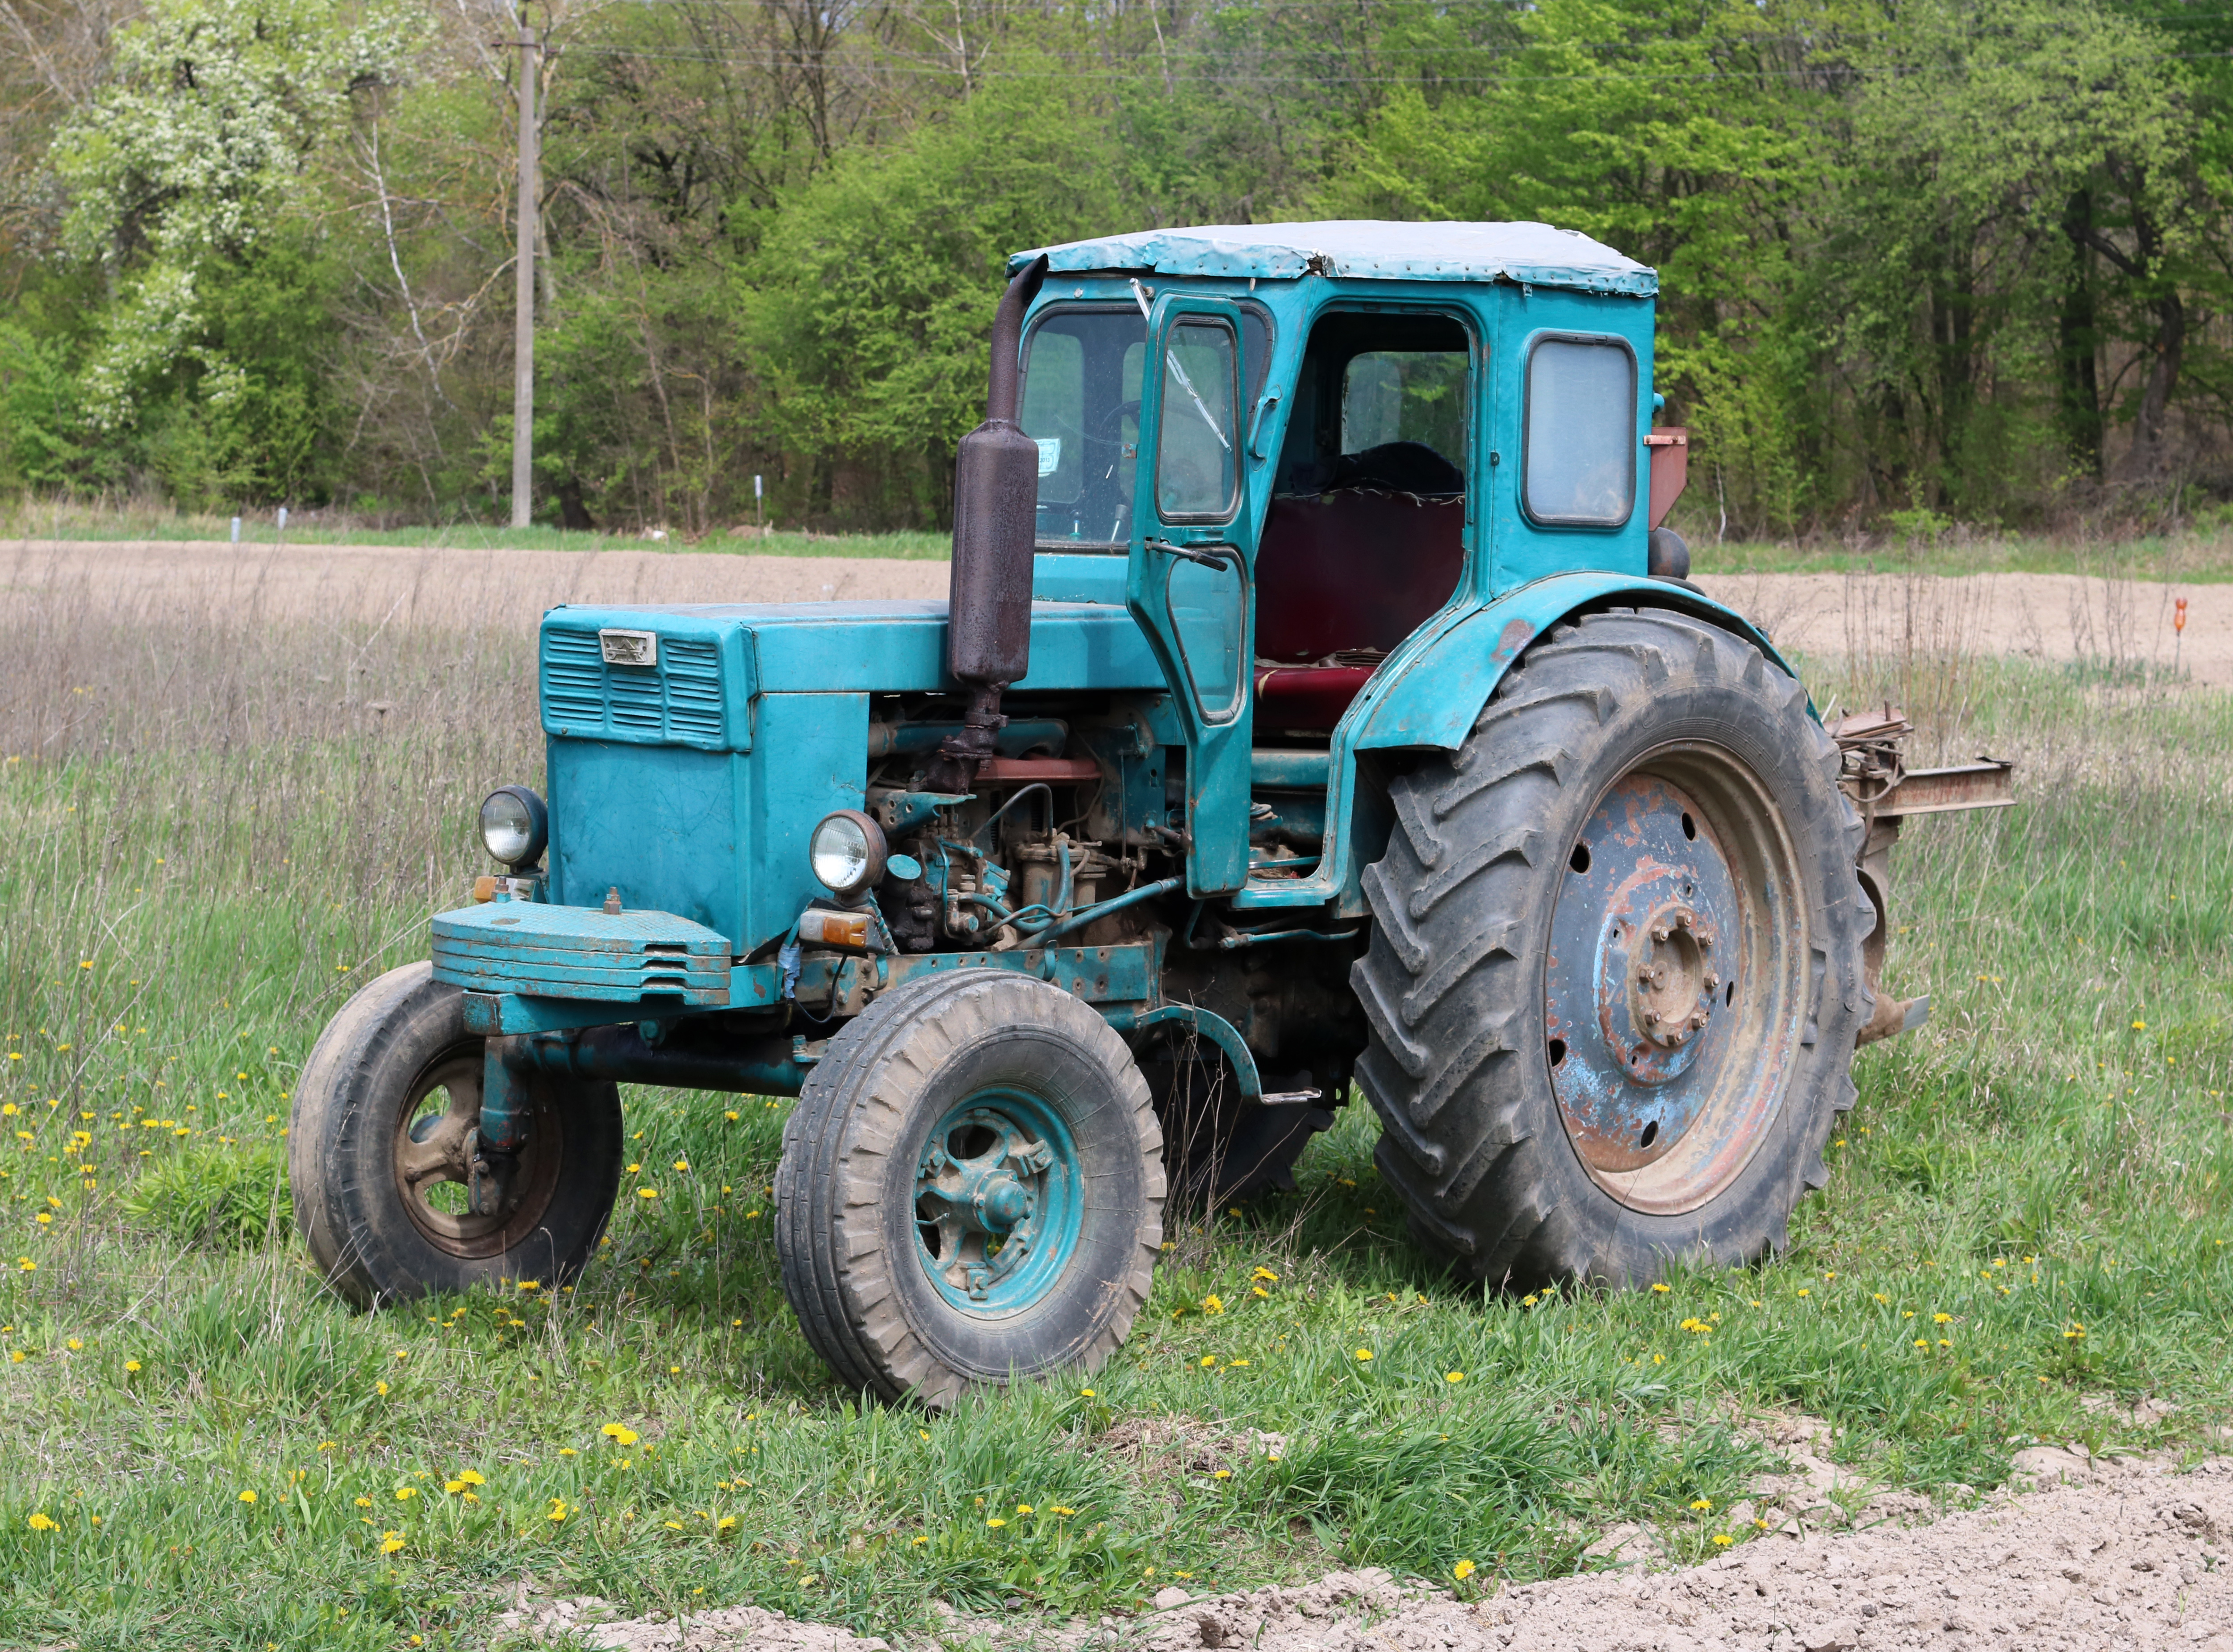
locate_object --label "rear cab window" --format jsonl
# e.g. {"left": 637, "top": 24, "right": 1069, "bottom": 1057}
{"left": 1522, "top": 334, "right": 1636, "bottom": 528}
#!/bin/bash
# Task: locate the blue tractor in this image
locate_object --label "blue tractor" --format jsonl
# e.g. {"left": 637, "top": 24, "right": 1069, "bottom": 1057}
{"left": 289, "top": 222, "right": 2008, "bottom": 1404}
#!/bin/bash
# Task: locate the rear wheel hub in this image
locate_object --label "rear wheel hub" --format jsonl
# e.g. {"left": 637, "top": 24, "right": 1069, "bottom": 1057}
{"left": 1545, "top": 750, "right": 1807, "bottom": 1213}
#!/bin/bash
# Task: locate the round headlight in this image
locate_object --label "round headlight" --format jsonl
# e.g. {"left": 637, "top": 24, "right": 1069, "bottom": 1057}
{"left": 479, "top": 785, "right": 548, "bottom": 868}
{"left": 809, "top": 809, "right": 887, "bottom": 899}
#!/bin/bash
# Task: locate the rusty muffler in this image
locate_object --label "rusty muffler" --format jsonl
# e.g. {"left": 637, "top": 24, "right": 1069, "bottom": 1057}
{"left": 926, "top": 253, "right": 1052, "bottom": 794}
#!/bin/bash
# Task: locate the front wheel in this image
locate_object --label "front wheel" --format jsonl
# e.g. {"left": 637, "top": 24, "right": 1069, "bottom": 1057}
{"left": 289, "top": 963, "right": 623, "bottom": 1306}
{"left": 1354, "top": 607, "right": 1869, "bottom": 1289}
{"left": 775, "top": 969, "right": 1165, "bottom": 1406}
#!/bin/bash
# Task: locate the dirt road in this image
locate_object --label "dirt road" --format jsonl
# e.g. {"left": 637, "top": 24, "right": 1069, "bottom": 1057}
{"left": 6, "top": 539, "right": 2224, "bottom": 686}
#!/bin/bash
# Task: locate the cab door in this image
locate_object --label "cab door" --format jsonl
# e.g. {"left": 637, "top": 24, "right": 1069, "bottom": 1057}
{"left": 1129, "top": 294, "right": 1258, "bottom": 895}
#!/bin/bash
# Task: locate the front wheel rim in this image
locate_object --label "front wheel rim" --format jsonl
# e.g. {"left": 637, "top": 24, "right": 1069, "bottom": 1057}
{"left": 1544, "top": 741, "right": 1810, "bottom": 1216}
{"left": 911, "top": 1087, "right": 1084, "bottom": 1318}
{"left": 389, "top": 1047, "right": 564, "bottom": 1259}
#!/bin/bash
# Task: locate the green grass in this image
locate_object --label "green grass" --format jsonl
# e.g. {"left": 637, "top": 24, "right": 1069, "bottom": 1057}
{"left": 0, "top": 598, "right": 2228, "bottom": 1648}
{"left": 1688, "top": 525, "right": 2233, "bottom": 583}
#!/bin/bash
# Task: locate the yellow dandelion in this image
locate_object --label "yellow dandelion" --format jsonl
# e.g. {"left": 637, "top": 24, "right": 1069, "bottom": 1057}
{"left": 987, "top": 1517, "right": 1007, "bottom": 1529}
{"left": 547, "top": 1498, "right": 570, "bottom": 1523}
{"left": 238, "top": 1490, "right": 257, "bottom": 1505}
{"left": 1354, "top": 1348, "right": 1373, "bottom": 1362}
{"left": 28, "top": 1513, "right": 58, "bottom": 1532}
{"left": 1712, "top": 1533, "right": 1735, "bottom": 1548}
{"left": 380, "top": 1531, "right": 406, "bottom": 1555}
{"left": 1689, "top": 1498, "right": 1712, "bottom": 1513}
{"left": 1453, "top": 1559, "right": 1476, "bottom": 1581}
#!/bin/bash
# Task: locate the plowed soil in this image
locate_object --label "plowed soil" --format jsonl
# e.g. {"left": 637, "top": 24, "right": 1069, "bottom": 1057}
{"left": 494, "top": 1450, "right": 2233, "bottom": 1651}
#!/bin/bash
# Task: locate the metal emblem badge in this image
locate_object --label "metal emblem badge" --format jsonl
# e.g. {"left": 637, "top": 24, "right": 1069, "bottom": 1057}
{"left": 598, "top": 628, "right": 658, "bottom": 667}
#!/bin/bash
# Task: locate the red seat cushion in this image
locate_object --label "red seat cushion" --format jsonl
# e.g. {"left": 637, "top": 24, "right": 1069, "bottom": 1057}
{"left": 1255, "top": 665, "right": 1378, "bottom": 732}
{"left": 1251, "top": 490, "right": 1465, "bottom": 731}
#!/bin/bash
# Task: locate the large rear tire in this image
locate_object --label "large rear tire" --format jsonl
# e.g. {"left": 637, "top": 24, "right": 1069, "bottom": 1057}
{"left": 1354, "top": 608, "right": 1869, "bottom": 1289}
{"left": 289, "top": 963, "right": 623, "bottom": 1306}
{"left": 775, "top": 969, "right": 1164, "bottom": 1406}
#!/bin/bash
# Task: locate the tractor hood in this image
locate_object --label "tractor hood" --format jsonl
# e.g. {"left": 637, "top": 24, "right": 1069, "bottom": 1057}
{"left": 524, "top": 554, "right": 1167, "bottom": 958}
{"left": 536, "top": 555, "right": 1161, "bottom": 753}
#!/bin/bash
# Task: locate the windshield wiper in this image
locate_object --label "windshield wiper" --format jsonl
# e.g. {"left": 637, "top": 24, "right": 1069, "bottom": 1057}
{"left": 1163, "top": 349, "right": 1231, "bottom": 451}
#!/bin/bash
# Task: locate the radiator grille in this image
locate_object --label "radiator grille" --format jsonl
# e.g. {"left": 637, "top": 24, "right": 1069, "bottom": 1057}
{"left": 540, "top": 627, "right": 729, "bottom": 748}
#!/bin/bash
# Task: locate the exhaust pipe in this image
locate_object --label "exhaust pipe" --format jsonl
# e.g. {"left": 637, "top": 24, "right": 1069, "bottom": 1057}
{"left": 927, "top": 253, "right": 1051, "bottom": 794}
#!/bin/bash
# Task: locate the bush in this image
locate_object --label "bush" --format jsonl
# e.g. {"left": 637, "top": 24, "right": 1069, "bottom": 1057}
{"left": 123, "top": 1142, "right": 291, "bottom": 1249}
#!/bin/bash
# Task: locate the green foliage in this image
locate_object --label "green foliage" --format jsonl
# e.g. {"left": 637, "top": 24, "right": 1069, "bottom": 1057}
{"left": 0, "top": 324, "right": 91, "bottom": 489}
{"left": 738, "top": 78, "right": 1134, "bottom": 525}
{"left": 9, "top": 0, "right": 2233, "bottom": 526}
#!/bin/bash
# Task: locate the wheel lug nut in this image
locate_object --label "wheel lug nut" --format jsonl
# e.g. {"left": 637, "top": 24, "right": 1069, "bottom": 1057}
{"left": 1643, "top": 1011, "right": 1660, "bottom": 1027}
{"left": 1704, "top": 972, "right": 1720, "bottom": 992}
{"left": 1650, "top": 926, "right": 1670, "bottom": 943}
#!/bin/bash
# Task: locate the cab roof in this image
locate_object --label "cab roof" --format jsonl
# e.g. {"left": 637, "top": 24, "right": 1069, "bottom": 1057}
{"left": 1009, "top": 220, "right": 1657, "bottom": 297}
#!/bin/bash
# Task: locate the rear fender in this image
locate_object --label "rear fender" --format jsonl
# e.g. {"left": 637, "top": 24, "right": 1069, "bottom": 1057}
{"left": 1231, "top": 572, "right": 1807, "bottom": 914}
{"left": 1352, "top": 572, "right": 1806, "bottom": 752}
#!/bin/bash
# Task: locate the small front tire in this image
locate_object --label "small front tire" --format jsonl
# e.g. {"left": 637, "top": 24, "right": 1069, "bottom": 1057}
{"left": 775, "top": 969, "right": 1165, "bottom": 1406}
{"left": 289, "top": 963, "right": 623, "bottom": 1307}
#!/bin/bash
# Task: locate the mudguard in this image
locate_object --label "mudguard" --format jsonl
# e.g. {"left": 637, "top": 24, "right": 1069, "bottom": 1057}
{"left": 1232, "top": 571, "right": 1808, "bottom": 914}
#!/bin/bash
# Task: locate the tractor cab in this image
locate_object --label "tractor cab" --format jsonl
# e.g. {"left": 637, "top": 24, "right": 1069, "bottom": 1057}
{"left": 1011, "top": 221, "right": 1687, "bottom": 901}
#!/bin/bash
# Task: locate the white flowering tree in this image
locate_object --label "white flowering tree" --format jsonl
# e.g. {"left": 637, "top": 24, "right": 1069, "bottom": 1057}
{"left": 47, "top": 0, "right": 421, "bottom": 498}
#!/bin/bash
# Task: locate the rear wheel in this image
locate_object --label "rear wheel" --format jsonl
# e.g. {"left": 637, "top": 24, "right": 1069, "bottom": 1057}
{"left": 1353, "top": 608, "right": 1869, "bottom": 1289}
{"left": 775, "top": 969, "right": 1165, "bottom": 1406}
{"left": 289, "top": 963, "right": 623, "bottom": 1306}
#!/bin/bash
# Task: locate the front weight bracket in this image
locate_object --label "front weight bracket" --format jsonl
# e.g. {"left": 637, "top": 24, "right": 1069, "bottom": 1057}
{"left": 480, "top": 1035, "right": 531, "bottom": 1153}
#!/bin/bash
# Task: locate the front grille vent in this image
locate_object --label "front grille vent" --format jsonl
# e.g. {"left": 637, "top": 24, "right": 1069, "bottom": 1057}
{"left": 540, "top": 628, "right": 728, "bottom": 749}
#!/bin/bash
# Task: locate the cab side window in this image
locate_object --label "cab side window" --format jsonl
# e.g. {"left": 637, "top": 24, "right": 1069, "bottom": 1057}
{"left": 1523, "top": 336, "right": 1635, "bottom": 528}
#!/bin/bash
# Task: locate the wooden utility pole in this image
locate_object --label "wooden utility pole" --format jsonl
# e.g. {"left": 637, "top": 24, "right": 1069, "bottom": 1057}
{"left": 510, "top": 3, "right": 538, "bottom": 530}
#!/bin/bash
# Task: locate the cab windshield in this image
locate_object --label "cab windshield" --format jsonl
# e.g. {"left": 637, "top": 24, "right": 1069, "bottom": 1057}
{"left": 1020, "top": 302, "right": 1270, "bottom": 551}
{"left": 1021, "top": 308, "right": 1146, "bottom": 549}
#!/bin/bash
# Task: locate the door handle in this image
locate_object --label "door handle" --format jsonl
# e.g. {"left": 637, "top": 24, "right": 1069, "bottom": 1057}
{"left": 1146, "top": 538, "right": 1236, "bottom": 571}
{"left": 1247, "top": 390, "right": 1282, "bottom": 459}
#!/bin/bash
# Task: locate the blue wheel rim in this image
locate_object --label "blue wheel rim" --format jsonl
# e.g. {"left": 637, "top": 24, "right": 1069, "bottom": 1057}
{"left": 1544, "top": 747, "right": 1807, "bottom": 1215}
{"left": 911, "top": 1086, "right": 1084, "bottom": 1318}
